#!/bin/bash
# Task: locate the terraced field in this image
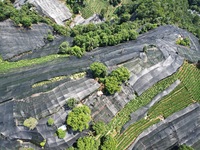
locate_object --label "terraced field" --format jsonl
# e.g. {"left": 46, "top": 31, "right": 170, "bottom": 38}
{"left": 80, "top": 0, "right": 110, "bottom": 18}
{"left": 80, "top": 0, "right": 134, "bottom": 19}
{"left": 113, "top": 61, "right": 200, "bottom": 150}
{"left": 107, "top": 69, "right": 178, "bottom": 131}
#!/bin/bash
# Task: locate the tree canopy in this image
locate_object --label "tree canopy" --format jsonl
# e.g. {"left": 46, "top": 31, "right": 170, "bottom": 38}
{"left": 90, "top": 62, "right": 107, "bottom": 78}
{"left": 56, "top": 128, "right": 66, "bottom": 139}
{"left": 67, "top": 105, "right": 91, "bottom": 132}
{"left": 110, "top": 66, "right": 130, "bottom": 82}
{"left": 101, "top": 135, "right": 117, "bottom": 150}
{"left": 23, "top": 117, "right": 38, "bottom": 130}
{"left": 77, "top": 136, "right": 100, "bottom": 150}
{"left": 66, "top": 98, "right": 78, "bottom": 109}
{"left": 178, "top": 144, "right": 194, "bottom": 150}
{"left": 104, "top": 76, "right": 121, "bottom": 95}
{"left": 47, "top": 117, "right": 54, "bottom": 126}
{"left": 92, "top": 121, "right": 106, "bottom": 135}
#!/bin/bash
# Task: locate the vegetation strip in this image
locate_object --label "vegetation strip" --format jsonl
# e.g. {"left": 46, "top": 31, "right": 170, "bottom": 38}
{"left": 0, "top": 54, "right": 68, "bottom": 73}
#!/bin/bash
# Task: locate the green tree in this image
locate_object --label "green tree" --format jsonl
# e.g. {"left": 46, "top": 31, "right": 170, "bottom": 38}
{"left": 40, "top": 139, "right": 46, "bottom": 148}
{"left": 59, "top": 41, "right": 70, "bottom": 54}
{"left": 59, "top": 42, "right": 84, "bottom": 57}
{"left": 67, "top": 105, "right": 91, "bottom": 132}
{"left": 20, "top": 16, "right": 32, "bottom": 27}
{"left": 196, "top": 28, "right": 200, "bottom": 38}
{"left": 67, "top": 147, "right": 75, "bottom": 150}
{"left": 23, "top": 117, "right": 38, "bottom": 130}
{"left": 101, "top": 135, "right": 117, "bottom": 150}
{"left": 90, "top": 62, "right": 107, "bottom": 78}
{"left": 56, "top": 128, "right": 66, "bottom": 139}
{"left": 100, "top": 33, "right": 109, "bottom": 46}
{"left": 178, "top": 144, "right": 194, "bottom": 150}
{"left": 66, "top": 98, "right": 78, "bottom": 109}
{"left": 129, "top": 30, "right": 138, "bottom": 40}
{"left": 47, "top": 117, "right": 54, "bottom": 126}
{"left": 119, "top": 29, "right": 129, "bottom": 41}
{"left": 110, "top": 67, "right": 130, "bottom": 82}
{"left": 92, "top": 121, "right": 106, "bottom": 135}
{"left": 100, "top": 8, "right": 107, "bottom": 19}
{"left": 192, "top": 15, "right": 200, "bottom": 25}
{"left": 52, "top": 23, "right": 68, "bottom": 36}
{"left": 176, "top": 37, "right": 190, "bottom": 46}
{"left": 104, "top": 76, "right": 121, "bottom": 95}
{"left": 77, "top": 136, "right": 100, "bottom": 150}
{"left": 70, "top": 46, "right": 84, "bottom": 58}
{"left": 46, "top": 33, "right": 54, "bottom": 42}
{"left": 120, "top": 13, "right": 131, "bottom": 23}
{"left": 143, "top": 45, "right": 148, "bottom": 53}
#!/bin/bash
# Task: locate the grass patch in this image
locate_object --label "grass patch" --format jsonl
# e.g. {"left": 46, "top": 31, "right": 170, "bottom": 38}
{"left": 0, "top": 54, "right": 69, "bottom": 73}
{"left": 32, "top": 76, "right": 68, "bottom": 88}
{"left": 32, "top": 71, "right": 86, "bottom": 88}
{"left": 114, "top": 61, "right": 200, "bottom": 149}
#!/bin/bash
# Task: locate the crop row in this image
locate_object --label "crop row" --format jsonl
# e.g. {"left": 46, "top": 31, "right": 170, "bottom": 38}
{"left": 117, "top": 119, "right": 160, "bottom": 150}
{"left": 107, "top": 70, "right": 178, "bottom": 135}
{"left": 114, "top": 61, "right": 199, "bottom": 149}
{"left": 148, "top": 84, "right": 194, "bottom": 119}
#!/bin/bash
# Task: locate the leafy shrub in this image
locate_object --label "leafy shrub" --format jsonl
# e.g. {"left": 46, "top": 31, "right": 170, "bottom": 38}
{"left": 77, "top": 136, "right": 100, "bottom": 150}
{"left": 178, "top": 144, "right": 194, "bottom": 150}
{"left": 120, "top": 13, "right": 131, "bottom": 23}
{"left": 47, "top": 117, "right": 54, "bottom": 126}
{"left": 46, "top": 33, "right": 54, "bottom": 42}
{"left": 109, "top": 0, "right": 121, "bottom": 6}
{"left": 69, "top": 46, "right": 85, "bottom": 58}
{"left": 143, "top": 45, "right": 148, "bottom": 53}
{"left": 129, "top": 30, "right": 138, "bottom": 40}
{"left": 90, "top": 62, "right": 107, "bottom": 78}
{"left": 101, "top": 135, "right": 117, "bottom": 150}
{"left": 104, "top": 76, "right": 121, "bottom": 95}
{"left": 110, "top": 66, "right": 130, "bottom": 82}
{"left": 140, "top": 23, "right": 157, "bottom": 33}
{"left": 59, "top": 42, "right": 84, "bottom": 58}
{"left": 40, "top": 139, "right": 46, "bottom": 147}
{"left": 66, "top": 98, "right": 77, "bottom": 109}
{"left": 56, "top": 129, "right": 66, "bottom": 139}
{"left": 23, "top": 117, "right": 38, "bottom": 130}
{"left": 59, "top": 41, "right": 70, "bottom": 54}
{"left": 92, "top": 121, "right": 106, "bottom": 135}
{"left": 67, "top": 105, "right": 91, "bottom": 132}
{"left": 20, "top": 16, "right": 32, "bottom": 27}
{"left": 67, "top": 147, "right": 75, "bottom": 150}
{"left": 52, "top": 24, "right": 68, "bottom": 36}
{"left": 176, "top": 37, "right": 190, "bottom": 46}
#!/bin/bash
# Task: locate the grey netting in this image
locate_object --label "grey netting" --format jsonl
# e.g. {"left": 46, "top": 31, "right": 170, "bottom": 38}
{"left": 14, "top": 0, "right": 72, "bottom": 26}
{"left": 70, "top": 14, "right": 104, "bottom": 28}
{"left": 0, "top": 78, "right": 99, "bottom": 149}
{"left": 128, "top": 103, "right": 200, "bottom": 150}
{"left": 13, "top": 78, "right": 100, "bottom": 123}
{"left": 13, "top": 35, "right": 73, "bottom": 61}
{"left": 0, "top": 25, "right": 200, "bottom": 149}
{"left": 0, "top": 138, "right": 20, "bottom": 150}
{"left": 34, "top": 108, "right": 88, "bottom": 149}
{"left": 85, "top": 84, "right": 135, "bottom": 123}
{"left": 0, "top": 20, "right": 52, "bottom": 60}
{"left": 121, "top": 80, "right": 181, "bottom": 132}
{"left": 129, "top": 55, "right": 183, "bottom": 96}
